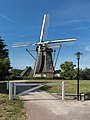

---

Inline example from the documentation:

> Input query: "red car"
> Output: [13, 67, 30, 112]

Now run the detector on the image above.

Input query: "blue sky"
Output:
[0, 0, 90, 70]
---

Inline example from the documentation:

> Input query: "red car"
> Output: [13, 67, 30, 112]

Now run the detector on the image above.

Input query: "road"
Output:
[21, 91, 90, 120]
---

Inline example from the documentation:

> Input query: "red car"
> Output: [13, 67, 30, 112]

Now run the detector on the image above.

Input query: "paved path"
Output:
[21, 91, 90, 120]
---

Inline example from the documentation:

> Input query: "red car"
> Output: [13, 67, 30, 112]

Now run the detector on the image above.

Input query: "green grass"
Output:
[20, 79, 90, 94]
[37, 79, 90, 94]
[79, 80, 90, 93]
[0, 82, 27, 120]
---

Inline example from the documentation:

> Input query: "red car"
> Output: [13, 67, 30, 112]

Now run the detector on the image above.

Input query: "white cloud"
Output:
[85, 45, 90, 51]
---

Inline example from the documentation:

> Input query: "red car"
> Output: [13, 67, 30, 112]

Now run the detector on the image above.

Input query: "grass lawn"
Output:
[0, 82, 27, 120]
[26, 79, 90, 94]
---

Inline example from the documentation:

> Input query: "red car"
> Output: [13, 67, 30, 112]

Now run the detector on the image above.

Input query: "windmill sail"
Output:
[43, 38, 76, 44]
[12, 14, 76, 77]
[40, 14, 50, 43]
[12, 42, 34, 47]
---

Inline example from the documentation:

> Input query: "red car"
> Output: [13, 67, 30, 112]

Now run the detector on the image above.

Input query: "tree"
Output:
[80, 68, 90, 80]
[0, 37, 11, 80]
[10, 68, 22, 79]
[60, 61, 76, 80]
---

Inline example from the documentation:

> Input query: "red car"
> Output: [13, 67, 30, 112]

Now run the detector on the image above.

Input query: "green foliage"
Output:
[40, 79, 90, 94]
[23, 76, 53, 80]
[0, 38, 11, 80]
[54, 69, 61, 74]
[60, 61, 76, 80]
[0, 39, 8, 58]
[60, 61, 90, 80]
[10, 69, 23, 80]
[83, 68, 90, 80]
[79, 68, 90, 80]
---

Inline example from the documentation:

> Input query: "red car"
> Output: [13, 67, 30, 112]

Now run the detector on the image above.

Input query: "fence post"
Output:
[13, 82, 16, 99]
[9, 81, 13, 100]
[62, 81, 65, 100]
[6, 81, 9, 90]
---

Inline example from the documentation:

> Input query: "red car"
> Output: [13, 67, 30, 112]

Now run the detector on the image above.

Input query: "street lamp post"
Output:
[74, 52, 83, 100]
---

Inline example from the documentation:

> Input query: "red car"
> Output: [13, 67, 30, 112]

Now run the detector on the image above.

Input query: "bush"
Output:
[23, 76, 53, 80]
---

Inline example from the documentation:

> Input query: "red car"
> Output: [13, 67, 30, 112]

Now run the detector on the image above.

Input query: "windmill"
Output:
[12, 14, 76, 77]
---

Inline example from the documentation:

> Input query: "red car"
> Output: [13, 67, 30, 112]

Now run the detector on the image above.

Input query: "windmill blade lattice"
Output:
[12, 14, 76, 77]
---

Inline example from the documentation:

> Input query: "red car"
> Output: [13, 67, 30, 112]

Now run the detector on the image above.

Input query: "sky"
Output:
[0, 0, 90, 70]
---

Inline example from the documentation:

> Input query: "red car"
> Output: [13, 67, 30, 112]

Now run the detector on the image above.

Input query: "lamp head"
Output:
[74, 52, 83, 59]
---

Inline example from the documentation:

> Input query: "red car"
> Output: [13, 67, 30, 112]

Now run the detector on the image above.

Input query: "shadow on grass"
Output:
[0, 82, 8, 94]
